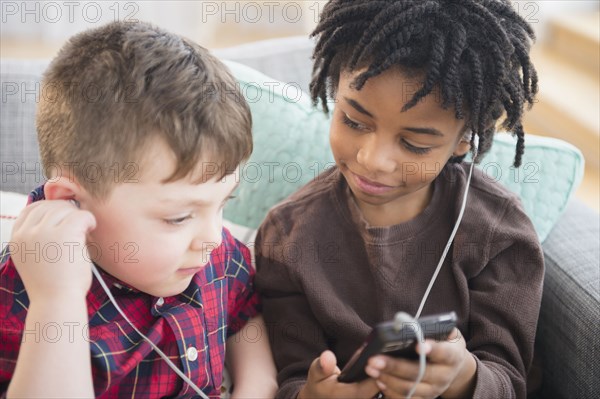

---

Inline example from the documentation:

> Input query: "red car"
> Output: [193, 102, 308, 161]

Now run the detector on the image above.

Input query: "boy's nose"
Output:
[356, 135, 396, 174]
[189, 219, 223, 255]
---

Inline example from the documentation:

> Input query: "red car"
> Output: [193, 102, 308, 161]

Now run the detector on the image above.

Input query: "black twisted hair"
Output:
[310, 0, 538, 167]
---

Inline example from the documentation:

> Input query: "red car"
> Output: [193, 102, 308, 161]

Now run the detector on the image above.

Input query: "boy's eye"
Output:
[342, 113, 368, 131]
[164, 214, 193, 226]
[401, 139, 432, 155]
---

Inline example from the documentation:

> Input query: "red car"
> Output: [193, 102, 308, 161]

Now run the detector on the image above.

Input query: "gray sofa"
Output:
[1, 36, 598, 398]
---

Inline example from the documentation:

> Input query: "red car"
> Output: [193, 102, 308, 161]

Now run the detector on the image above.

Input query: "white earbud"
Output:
[472, 133, 479, 159]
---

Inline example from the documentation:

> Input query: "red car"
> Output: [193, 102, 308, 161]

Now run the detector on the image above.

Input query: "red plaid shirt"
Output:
[0, 186, 260, 398]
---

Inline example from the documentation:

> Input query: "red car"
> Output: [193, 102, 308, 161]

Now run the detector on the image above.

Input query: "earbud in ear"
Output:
[69, 199, 81, 208]
[472, 134, 479, 158]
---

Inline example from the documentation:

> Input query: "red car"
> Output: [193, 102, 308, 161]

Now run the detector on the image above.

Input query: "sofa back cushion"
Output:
[0, 55, 584, 243]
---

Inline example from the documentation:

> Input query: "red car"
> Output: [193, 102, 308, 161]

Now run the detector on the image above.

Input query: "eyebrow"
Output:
[404, 127, 444, 137]
[160, 181, 240, 208]
[344, 97, 444, 137]
[344, 97, 374, 118]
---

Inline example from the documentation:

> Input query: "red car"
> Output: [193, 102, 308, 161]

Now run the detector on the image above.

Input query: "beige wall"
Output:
[0, 0, 326, 58]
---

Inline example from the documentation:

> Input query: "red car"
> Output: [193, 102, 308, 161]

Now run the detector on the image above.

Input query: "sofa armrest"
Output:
[538, 198, 600, 398]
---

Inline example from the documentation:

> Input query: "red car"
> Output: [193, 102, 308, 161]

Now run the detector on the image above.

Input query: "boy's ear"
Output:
[44, 176, 83, 201]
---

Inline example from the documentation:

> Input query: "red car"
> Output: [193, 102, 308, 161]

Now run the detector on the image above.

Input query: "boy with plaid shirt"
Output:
[0, 21, 276, 398]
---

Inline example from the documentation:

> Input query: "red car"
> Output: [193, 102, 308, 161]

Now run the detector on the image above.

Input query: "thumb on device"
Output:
[308, 350, 341, 382]
[319, 350, 341, 376]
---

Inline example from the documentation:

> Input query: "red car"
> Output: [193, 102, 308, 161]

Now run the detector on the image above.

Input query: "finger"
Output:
[58, 209, 96, 234]
[367, 356, 421, 381]
[40, 199, 87, 227]
[19, 200, 74, 230]
[319, 350, 339, 376]
[446, 327, 461, 341]
[41, 207, 76, 228]
[376, 376, 436, 399]
[415, 340, 432, 356]
[424, 329, 465, 365]
[307, 351, 338, 383]
[306, 357, 323, 383]
[12, 201, 47, 231]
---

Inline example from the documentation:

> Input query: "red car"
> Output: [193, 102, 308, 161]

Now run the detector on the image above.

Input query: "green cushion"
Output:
[467, 134, 584, 242]
[222, 61, 585, 242]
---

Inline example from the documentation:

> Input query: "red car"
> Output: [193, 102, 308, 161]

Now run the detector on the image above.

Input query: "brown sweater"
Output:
[255, 163, 544, 399]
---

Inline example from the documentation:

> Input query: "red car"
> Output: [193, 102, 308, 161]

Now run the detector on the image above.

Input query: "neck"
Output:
[355, 183, 434, 227]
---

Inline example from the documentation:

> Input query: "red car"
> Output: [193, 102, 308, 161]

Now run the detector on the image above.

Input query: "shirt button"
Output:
[156, 297, 164, 306]
[186, 346, 198, 362]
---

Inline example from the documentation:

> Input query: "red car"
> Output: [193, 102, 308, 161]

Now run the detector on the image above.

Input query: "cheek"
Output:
[113, 235, 187, 278]
[403, 161, 444, 186]
[86, 214, 126, 252]
[329, 123, 352, 160]
[131, 243, 170, 267]
[136, 232, 189, 260]
[87, 213, 170, 266]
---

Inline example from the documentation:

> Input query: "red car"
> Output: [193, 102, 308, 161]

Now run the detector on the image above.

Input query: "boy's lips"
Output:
[350, 172, 396, 195]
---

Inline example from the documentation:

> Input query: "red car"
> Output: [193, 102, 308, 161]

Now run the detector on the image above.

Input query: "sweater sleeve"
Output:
[466, 197, 544, 399]
[254, 211, 329, 399]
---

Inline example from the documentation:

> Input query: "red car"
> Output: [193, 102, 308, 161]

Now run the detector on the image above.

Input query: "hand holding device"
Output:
[365, 322, 476, 399]
[297, 350, 380, 399]
[338, 311, 457, 383]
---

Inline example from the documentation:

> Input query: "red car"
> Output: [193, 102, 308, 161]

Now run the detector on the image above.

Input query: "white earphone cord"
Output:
[399, 156, 477, 399]
[415, 158, 476, 320]
[91, 264, 210, 399]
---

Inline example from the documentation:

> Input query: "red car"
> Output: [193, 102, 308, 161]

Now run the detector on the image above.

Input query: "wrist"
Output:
[28, 290, 88, 306]
[27, 291, 89, 318]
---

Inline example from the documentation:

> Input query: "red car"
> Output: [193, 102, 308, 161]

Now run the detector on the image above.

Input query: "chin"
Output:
[145, 287, 185, 298]
[352, 190, 401, 205]
[141, 278, 193, 298]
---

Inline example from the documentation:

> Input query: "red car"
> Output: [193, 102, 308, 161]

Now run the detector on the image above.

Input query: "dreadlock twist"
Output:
[310, 0, 538, 167]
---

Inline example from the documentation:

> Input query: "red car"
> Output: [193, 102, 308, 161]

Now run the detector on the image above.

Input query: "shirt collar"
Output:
[85, 264, 142, 318]
[28, 184, 45, 204]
